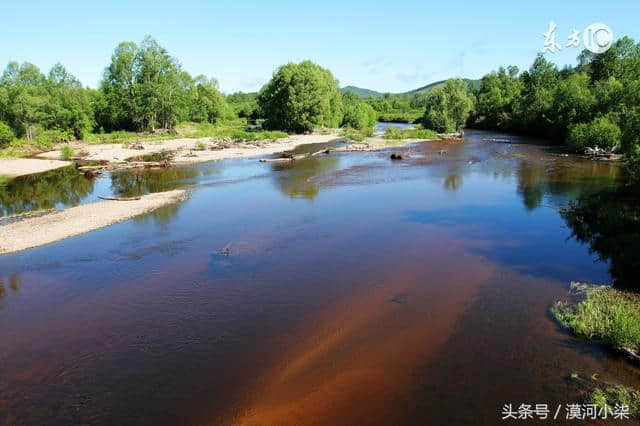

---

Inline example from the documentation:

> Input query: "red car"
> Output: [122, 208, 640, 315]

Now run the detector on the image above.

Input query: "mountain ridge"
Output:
[342, 78, 480, 98]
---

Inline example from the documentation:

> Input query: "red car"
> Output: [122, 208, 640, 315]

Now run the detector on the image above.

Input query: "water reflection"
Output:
[110, 166, 201, 197]
[271, 156, 340, 199]
[0, 129, 633, 425]
[562, 185, 640, 291]
[515, 159, 620, 210]
[0, 164, 204, 218]
[132, 202, 183, 227]
[443, 174, 462, 192]
[0, 166, 95, 216]
[0, 273, 21, 309]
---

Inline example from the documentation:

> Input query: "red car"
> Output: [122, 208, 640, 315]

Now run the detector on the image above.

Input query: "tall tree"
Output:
[258, 60, 343, 132]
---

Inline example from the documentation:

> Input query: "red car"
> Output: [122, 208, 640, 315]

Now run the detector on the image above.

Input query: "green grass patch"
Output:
[0, 176, 8, 187]
[86, 130, 176, 146]
[60, 145, 75, 160]
[382, 126, 438, 140]
[552, 283, 640, 356]
[590, 385, 640, 417]
[193, 142, 207, 151]
[340, 127, 373, 142]
[127, 149, 175, 163]
[568, 371, 640, 418]
[175, 122, 288, 141]
[2, 120, 292, 158]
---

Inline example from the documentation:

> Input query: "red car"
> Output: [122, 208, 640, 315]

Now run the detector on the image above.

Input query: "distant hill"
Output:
[341, 86, 386, 99]
[341, 78, 481, 99]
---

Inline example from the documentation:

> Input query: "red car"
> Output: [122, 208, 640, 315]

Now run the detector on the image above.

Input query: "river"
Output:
[0, 129, 636, 425]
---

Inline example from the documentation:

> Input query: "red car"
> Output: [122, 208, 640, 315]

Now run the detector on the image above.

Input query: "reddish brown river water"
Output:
[0, 130, 637, 425]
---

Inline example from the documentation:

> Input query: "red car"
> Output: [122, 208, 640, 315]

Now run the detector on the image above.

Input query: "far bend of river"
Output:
[1, 129, 638, 425]
[375, 121, 414, 133]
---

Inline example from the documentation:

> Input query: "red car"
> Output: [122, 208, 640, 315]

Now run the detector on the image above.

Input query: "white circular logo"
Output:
[583, 23, 613, 54]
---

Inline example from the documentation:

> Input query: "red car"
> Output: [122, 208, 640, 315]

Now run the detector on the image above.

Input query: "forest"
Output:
[1, 35, 639, 175]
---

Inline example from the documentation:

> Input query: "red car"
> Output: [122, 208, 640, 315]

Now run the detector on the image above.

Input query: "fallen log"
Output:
[98, 195, 142, 201]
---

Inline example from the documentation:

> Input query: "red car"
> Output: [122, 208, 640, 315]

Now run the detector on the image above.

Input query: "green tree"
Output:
[517, 55, 560, 137]
[44, 63, 94, 139]
[227, 91, 260, 120]
[341, 92, 376, 130]
[422, 79, 474, 133]
[473, 66, 522, 130]
[568, 116, 621, 152]
[0, 121, 13, 147]
[258, 60, 343, 132]
[550, 72, 596, 140]
[100, 41, 139, 131]
[187, 75, 229, 124]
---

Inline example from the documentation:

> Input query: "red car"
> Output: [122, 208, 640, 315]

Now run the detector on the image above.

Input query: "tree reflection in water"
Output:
[0, 166, 95, 216]
[110, 166, 201, 197]
[271, 156, 340, 199]
[562, 185, 640, 291]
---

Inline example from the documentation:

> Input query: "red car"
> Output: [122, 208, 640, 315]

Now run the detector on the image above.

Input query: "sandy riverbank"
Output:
[8, 132, 437, 177]
[0, 158, 73, 178]
[0, 190, 187, 255]
[36, 133, 343, 164]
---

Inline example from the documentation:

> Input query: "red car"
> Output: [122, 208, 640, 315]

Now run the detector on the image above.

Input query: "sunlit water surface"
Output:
[0, 130, 636, 425]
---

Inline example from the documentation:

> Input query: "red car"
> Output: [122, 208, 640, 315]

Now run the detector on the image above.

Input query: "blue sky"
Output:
[1, 1, 638, 93]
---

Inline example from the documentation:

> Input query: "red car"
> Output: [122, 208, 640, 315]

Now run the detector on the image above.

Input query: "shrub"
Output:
[568, 117, 622, 152]
[34, 129, 74, 148]
[0, 121, 14, 147]
[342, 95, 377, 130]
[383, 127, 438, 140]
[60, 145, 75, 160]
[423, 79, 475, 133]
[340, 127, 372, 142]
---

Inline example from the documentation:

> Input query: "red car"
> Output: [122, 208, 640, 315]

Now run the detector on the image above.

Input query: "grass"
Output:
[1, 120, 292, 158]
[176, 122, 288, 141]
[590, 385, 640, 417]
[0, 176, 8, 187]
[86, 130, 178, 145]
[127, 149, 175, 163]
[60, 145, 75, 160]
[551, 283, 640, 357]
[193, 141, 207, 151]
[340, 127, 373, 142]
[568, 372, 640, 418]
[382, 126, 439, 140]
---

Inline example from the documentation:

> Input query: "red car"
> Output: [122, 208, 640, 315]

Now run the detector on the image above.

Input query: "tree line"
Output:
[0, 36, 234, 147]
[471, 36, 640, 156]
[1, 34, 639, 165]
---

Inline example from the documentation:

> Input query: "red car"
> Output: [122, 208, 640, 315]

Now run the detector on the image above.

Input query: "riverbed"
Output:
[0, 129, 635, 425]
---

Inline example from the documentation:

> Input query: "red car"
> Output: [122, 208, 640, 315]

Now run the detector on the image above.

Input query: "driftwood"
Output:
[259, 153, 307, 163]
[311, 148, 331, 156]
[78, 161, 172, 174]
[259, 157, 292, 163]
[98, 195, 142, 201]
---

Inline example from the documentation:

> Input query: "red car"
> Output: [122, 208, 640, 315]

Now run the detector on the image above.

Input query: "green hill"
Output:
[341, 78, 481, 99]
[341, 86, 386, 98]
